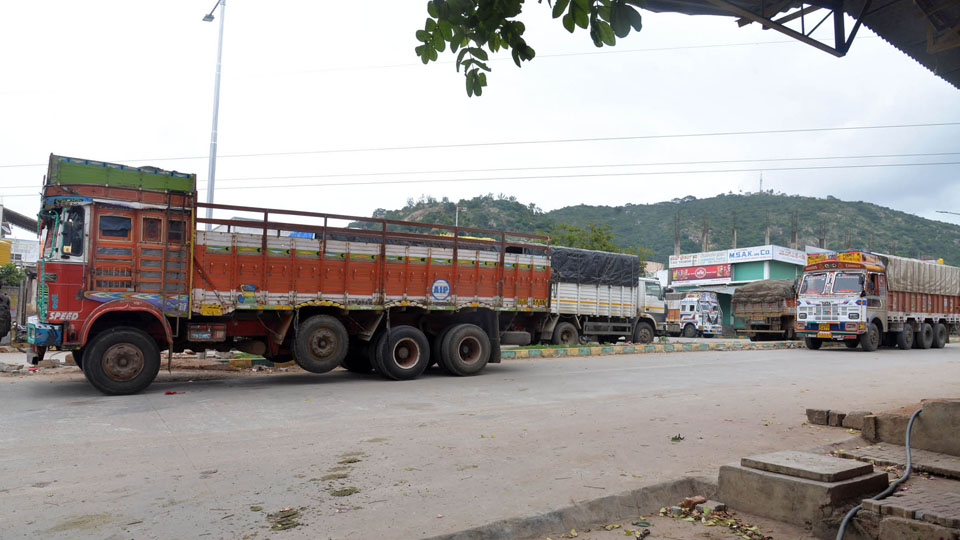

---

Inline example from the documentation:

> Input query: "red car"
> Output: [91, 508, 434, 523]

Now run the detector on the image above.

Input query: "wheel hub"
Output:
[391, 338, 420, 369]
[309, 328, 337, 359]
[456, 337, 482, 365]
[102, 343, 145, 381]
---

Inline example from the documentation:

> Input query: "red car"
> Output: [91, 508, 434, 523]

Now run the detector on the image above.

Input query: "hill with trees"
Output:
[354, 192, 960, 266]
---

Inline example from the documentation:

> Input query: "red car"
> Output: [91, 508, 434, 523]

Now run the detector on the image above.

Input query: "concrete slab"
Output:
[718, 464, 888, 527]
[838, 443, 960, 480]
[740, 450, 875, 482]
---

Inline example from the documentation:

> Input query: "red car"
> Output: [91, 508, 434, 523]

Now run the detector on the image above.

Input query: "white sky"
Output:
[2, 1, 960, 240]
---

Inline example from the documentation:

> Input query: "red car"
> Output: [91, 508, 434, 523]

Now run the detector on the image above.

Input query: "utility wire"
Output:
[3, 151, 960, 191]
[1, 121, 958, 169]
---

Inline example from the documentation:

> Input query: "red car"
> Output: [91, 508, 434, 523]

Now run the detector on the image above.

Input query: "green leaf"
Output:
[425, 18, 436, 31]
[420, 46, 431, 64]
[511, 48, 522, 67]
[427, 0, 438, 18]
[470, 47, 489, 61]
[625, 5, 643, 31]
[574, 6, 589, 28]
[562, 13, 575, 32]
[456, 47, 470, 71]
[416, 30, 430, 42]
[428, 47, 438, 61]
[596, 20, 616, 46]
[438, 20, 453, 40]
[432, 31, 445, 51]
[466, 71, 475, 97]
[611, 5, 631, 38]
[573, 0, 591, 10]
[552, 0, 571, 18]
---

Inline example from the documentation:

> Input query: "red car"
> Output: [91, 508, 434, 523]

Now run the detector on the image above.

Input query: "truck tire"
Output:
[633, 322, 654, 344]
[341, 338, 374, 374]
[682, 324, 697, 339]
[552, 322, 579, 346]
[804, 337, 822, 350]
[784, 327, 796, 341]
[440, 323, 491, 376]
[0, 293, 11, 340]
[375, 326, 430, 381]
[859, 323, 880, 352]
[81, 327, 161, 395]
[896, 328, 914, 350]
[915, 323, 934, 349]
[431, 327, 452, 372]
[931, 323, 948, 349]
[293, 315, 348, 374]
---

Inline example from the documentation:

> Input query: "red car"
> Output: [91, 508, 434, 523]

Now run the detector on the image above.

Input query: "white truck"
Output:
[665, 291, 723, 338]
[535, 247, 665, 345]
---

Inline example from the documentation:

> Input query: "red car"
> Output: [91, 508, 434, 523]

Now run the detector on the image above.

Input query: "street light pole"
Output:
[203, 0, 226, 230]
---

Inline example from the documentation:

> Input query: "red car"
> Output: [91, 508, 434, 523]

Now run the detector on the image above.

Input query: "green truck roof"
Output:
[47, 154, 196, 193]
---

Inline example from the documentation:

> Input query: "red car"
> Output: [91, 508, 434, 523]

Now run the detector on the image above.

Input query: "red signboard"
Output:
[671, 264, 732, 282]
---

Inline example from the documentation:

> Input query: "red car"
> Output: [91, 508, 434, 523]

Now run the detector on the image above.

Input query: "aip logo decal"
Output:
[430, 279, 451, 301]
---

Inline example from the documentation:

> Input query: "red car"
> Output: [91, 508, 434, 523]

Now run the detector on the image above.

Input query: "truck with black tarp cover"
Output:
[539, 246, 665, 346]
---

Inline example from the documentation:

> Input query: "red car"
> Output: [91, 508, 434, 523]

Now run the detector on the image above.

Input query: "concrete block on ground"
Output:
[878, 516, 959, 540]
[718, 463, 888, 527]
[807, 408, 831, 425]
[863, 415, 880, 442]
[842, 411, 872, 430]
[37, 358, 59, 368]
[695, 500, 726, 513]
[911, 399, 960, 457]
[829, 411, 848, 427]
[875, 413, 911, 447]
[740, 451, 874, 482]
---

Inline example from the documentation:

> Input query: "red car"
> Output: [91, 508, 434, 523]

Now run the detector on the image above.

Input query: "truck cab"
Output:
[796, 251, 884, 349]
[667, 291, 723, 338]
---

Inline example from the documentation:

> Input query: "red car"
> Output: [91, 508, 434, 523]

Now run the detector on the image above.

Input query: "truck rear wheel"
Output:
[552, 322, 579, 346]
[915, 323, 934, 349]
[931, 323, 948, 349]
[859, 323, 880, 352]
[431, 327, 453, 372]
[440, 323, 490, 376]
[896, 328, 914, 350]
[804, 337, 822, 350]
[293, 315, 348, 373]
[682, 324, 697, 338]
[633, 322, 654, 344]
[82, 327, 160, 395]
[375, 326, 430, 381]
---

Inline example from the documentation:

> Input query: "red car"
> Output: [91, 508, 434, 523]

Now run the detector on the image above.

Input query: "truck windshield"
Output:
[61, 207, 85, 256]
[799, 274, 827, 294]
[833, 273, 863, 294]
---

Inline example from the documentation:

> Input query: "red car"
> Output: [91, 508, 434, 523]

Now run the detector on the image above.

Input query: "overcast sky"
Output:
[2, 1, 959, 239]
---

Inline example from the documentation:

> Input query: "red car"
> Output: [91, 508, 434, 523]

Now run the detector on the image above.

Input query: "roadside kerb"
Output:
[501, 340, 802, 360]
[422, 476, 717, 540]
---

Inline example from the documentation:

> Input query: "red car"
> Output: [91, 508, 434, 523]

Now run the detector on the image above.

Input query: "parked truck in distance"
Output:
[732, 279, 797, 341]
[542, 247, 665, 346]
[665, 290, 723, 338]
[797, 250, 960, 351]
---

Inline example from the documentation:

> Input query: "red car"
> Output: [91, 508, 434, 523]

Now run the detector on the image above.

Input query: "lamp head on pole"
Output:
[202, 13, 215, 22]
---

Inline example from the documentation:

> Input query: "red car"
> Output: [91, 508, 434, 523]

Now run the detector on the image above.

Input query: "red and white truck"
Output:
[796, 250, 960, 351]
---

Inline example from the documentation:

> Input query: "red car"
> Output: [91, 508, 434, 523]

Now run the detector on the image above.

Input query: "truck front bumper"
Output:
[27, 316, 62, 348]
[797, 321, 866, 339]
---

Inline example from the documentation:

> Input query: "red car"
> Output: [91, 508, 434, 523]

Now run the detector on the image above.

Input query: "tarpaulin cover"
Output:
[549, 246, 639, 287]
[732, 279, 796, 304]
[879, 254, 960, 296]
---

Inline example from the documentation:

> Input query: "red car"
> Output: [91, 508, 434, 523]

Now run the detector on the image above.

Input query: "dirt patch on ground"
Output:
[533, 511, 816, 540]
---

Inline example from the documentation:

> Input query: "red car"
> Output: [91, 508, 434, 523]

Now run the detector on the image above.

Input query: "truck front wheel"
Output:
[682, 324, 697, 338]
[859, 323, 880, 352]
[804, 337, 822, 350]
[633, 322, 654, 344]
[293, 315, 349, 373]
[82, 327, 161, 395]
[552, 322, 579, 346]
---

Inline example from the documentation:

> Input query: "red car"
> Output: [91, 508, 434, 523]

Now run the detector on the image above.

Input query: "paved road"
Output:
[1, 346, 958, 539]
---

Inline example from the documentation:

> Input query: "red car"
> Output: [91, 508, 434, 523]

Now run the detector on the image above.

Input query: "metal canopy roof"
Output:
[643, 0, 960, 90]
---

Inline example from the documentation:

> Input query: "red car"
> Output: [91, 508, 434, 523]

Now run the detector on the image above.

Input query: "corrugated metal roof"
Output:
[641, 0, 960, 89]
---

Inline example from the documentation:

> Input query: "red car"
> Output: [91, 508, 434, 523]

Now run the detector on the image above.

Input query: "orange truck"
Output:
[797, 250, 960, 351]
[27, 155, 553, 394]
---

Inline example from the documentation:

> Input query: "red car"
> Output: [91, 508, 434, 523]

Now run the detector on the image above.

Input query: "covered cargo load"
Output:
[879, 254, 960, 296]
[549, 246, 639, 287]
[732, 279, 796, 304]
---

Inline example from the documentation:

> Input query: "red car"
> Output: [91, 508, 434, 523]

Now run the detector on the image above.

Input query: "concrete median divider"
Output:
[500, 340, 803, 360]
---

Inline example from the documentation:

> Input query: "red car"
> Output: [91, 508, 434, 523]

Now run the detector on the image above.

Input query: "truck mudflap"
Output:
[26, 345, 46, 366]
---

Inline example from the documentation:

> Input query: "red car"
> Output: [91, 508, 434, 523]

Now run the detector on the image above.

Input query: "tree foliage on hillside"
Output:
[545, 222, 650, 273]
[415, 0, 644, 95]
[354, 192, 960, 267]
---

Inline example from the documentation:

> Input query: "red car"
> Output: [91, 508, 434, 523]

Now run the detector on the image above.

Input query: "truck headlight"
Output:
[848, 312, 859, 319]
[798, 313, 807, 319]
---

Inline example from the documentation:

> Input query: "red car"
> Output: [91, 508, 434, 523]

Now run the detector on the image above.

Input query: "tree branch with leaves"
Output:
[416, 0, 645, 96]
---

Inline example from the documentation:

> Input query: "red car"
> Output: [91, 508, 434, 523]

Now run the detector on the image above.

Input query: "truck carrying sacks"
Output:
[549, 246, 639, 287]
[732, 279, 796, 304]
[879, 254, 960, 295]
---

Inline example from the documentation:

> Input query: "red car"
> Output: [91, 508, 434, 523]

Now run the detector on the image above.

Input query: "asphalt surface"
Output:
[1, 346, 958, 539]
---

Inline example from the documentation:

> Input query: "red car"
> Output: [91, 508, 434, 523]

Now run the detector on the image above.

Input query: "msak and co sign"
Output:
[727, 246, 773, 263]
[670, 245, 808, 269]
